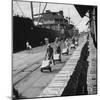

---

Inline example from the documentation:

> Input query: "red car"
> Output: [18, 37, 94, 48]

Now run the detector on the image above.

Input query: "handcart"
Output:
[40, 60, 52, 72]
[71, 43, 76, 49]
[62, 47, 69, 55]
[54, 53, 61, 63]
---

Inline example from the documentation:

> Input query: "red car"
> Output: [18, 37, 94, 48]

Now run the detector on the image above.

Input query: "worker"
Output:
[26, 41, 32, 50]
[54, 37, 61, 60]
[44, 38, 55, 64]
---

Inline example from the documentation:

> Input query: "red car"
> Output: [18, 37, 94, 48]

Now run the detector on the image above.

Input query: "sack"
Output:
[62, 48, 68, 54]
[41, 60, 50, 68]
[75, 41, 78, 45]
[54, 54, 60, 60]
[71, 44, 75, 47]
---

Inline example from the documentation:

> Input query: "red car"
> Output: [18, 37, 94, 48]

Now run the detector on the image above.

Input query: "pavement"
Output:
[39, 35, 87, 97]
[13, 49, 75, 98]
[13, 35, 88, 98]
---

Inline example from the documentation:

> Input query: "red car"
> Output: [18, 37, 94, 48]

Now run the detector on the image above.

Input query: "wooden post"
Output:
[30, 1, 34, 26]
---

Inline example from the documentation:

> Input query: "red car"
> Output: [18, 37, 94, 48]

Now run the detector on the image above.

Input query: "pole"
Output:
[39, 3, 41, 15]
[68, 7, 70, 24]
[38, 3, 41, 24]
[30, 1, 34, 26]
[89, 7, 97, 48]
[93, 7, 96, 42]
[37, 3, 47, 25]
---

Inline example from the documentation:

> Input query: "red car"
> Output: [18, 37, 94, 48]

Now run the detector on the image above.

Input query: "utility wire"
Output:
[39, 3, 41, 15]
[16, 1, 25, 17]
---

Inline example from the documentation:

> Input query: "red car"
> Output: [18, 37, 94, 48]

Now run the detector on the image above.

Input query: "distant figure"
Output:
[75, 37, 79, 46]
[44, 38, 55, 64]
[40, 41, 43, 46]
[72, 38, 75, 44]
[54, 37, 61, 54]
[26, 41, 32, 50]
[65, 38, 68, 47]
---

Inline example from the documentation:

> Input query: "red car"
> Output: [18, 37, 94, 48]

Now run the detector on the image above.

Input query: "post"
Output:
[89, 7, 97, 48]
[37, 3, 47, 25]
[93, 7, 96, 42]
[30, 1, 34, 26]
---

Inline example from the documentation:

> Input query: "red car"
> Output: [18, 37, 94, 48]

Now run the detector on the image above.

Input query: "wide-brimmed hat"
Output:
[44, 38, 49, 41]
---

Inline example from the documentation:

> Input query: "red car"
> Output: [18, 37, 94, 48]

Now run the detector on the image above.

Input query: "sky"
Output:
[13, 0, 89, 32]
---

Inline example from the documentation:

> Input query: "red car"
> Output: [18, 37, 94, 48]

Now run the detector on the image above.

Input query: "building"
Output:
[34, 10, 68, 31]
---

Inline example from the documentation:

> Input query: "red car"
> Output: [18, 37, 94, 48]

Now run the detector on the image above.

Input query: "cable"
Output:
[39, 3, 41, 15]
[16, 1, 25, 17]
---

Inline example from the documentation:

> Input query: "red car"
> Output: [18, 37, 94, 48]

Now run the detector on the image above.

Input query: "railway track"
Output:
[13, 60, 42, 86]
[13, 40, 81, 88]
[13, 59, 42, 76]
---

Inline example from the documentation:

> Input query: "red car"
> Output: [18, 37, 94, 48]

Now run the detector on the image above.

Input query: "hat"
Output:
[44, 38, 49, 41]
